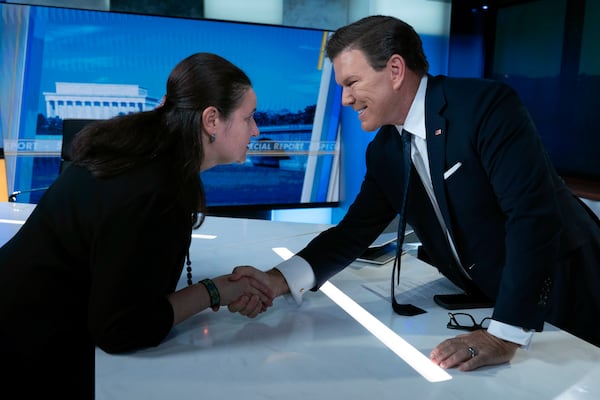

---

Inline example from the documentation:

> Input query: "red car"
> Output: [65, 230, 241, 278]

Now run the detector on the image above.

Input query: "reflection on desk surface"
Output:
[1, 202, 599, 400]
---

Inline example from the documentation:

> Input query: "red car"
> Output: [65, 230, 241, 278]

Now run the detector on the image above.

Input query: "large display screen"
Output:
[0, 3, 341, 210]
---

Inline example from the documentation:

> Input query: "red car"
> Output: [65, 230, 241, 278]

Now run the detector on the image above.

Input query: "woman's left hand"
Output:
[429, 329, 520, 371]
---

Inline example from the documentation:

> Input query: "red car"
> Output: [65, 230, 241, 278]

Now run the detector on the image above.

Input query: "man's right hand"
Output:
[227, 267, 289, 316]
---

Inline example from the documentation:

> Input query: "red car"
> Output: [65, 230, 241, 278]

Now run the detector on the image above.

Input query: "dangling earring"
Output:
[209, 133, 216, 143]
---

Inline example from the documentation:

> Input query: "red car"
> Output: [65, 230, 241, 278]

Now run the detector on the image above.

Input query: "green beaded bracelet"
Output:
[199, 278, 220, 308]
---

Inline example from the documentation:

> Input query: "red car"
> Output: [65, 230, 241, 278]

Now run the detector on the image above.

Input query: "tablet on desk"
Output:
[357, 217, 415, 265]
[357, 241, 400, 265]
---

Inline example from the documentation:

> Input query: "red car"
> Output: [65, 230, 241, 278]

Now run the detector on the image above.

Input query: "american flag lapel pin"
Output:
[434, 128, 442, 136]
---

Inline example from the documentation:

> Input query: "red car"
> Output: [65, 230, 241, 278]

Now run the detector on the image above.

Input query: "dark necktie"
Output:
[391, 130, 426, 316]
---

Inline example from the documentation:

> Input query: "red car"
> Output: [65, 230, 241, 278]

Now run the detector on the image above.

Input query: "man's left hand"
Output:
[430, 329, 519, 371]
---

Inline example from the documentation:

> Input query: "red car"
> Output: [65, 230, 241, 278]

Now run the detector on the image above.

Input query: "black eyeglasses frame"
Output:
[446, 312, 491, 332]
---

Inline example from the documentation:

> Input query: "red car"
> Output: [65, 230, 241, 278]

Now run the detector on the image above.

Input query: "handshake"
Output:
[210, 266, 290, 318]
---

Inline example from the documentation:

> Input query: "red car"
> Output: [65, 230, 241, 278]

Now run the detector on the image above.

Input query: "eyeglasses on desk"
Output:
[446, 312, 491, 331]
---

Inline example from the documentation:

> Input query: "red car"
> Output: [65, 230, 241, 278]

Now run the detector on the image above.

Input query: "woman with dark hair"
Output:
[0, 52, 271, 398]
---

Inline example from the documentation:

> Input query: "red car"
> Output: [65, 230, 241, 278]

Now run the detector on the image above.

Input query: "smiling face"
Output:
[332, 48, 408, 132]
[201, 87, 259, 170]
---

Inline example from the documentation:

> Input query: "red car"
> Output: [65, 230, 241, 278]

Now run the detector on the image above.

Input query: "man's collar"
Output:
[395, 75, 428, 140]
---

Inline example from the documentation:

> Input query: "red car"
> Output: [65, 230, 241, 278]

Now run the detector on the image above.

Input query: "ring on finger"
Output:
[467, 346, 478, 358]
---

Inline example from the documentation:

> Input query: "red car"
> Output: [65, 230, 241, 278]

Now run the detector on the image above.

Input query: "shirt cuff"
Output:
[274, 255, 316, 305]
[487, 320, 534, 349]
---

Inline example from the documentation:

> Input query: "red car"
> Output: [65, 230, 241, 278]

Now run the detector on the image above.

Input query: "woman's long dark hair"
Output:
[70, 53, 252, 228]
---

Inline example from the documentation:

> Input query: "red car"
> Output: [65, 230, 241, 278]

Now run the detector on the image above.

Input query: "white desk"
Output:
[1, 202, 599, 399]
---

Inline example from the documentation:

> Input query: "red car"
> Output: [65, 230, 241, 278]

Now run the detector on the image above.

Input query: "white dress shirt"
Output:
[275, 75, 532, 347]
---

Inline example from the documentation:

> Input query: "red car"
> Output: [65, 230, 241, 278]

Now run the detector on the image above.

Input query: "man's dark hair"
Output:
[326, 15, 429, 75]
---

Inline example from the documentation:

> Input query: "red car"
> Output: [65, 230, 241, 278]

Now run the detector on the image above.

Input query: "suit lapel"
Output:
[424, 77, 455, 239]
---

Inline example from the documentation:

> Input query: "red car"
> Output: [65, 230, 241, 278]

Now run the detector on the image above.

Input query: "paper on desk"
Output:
[362, 275, 461, 309]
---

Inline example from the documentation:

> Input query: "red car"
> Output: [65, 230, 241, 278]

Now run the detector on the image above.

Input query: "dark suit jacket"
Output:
[297, 75, 600, 338]
[0, 156, 192, 397]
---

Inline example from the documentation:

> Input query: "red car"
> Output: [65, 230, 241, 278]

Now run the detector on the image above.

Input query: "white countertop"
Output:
[2, 202, 599, 399]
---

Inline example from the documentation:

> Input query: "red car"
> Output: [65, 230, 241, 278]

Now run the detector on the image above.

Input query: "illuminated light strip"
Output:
[319, 282, 451, 382]
[316, 30, 328, 70]
[0, 219, 25, 225]
[191, 233, 216, 240]
[272, 247, 452, 383]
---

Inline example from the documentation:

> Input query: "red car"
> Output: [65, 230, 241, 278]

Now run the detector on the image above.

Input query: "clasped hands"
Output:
[214, 266, 284, 318]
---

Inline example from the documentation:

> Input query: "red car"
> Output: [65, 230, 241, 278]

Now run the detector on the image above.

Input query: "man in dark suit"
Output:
[230, 15, 600, 370]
